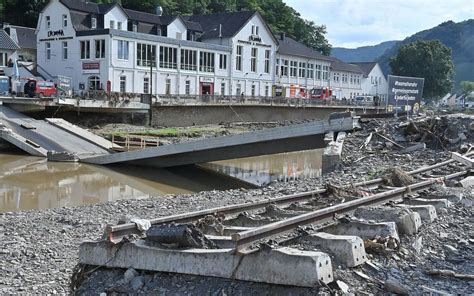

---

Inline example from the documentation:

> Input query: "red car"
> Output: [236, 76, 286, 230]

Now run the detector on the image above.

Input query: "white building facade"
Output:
[36, 0, 367, 99]
[351, 62, 388, 101]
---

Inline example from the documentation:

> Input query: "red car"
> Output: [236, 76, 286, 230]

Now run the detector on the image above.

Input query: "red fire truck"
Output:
[309, 87, 333, 100]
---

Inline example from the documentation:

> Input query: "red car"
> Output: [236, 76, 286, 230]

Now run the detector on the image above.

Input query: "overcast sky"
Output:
[284, 0, 473, 48]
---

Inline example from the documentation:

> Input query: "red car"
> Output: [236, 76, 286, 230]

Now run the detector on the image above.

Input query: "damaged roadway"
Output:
[0, 113, 473, 295]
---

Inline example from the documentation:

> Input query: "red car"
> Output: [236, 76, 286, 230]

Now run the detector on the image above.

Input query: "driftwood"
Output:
[375, 132, 405, 149]
[426, 269, 474, 280]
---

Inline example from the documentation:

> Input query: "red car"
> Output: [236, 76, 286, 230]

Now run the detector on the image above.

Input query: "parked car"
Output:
[24, 79, 57, 98]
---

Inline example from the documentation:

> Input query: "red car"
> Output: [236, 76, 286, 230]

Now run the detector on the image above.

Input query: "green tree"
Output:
[460, 81, 474, 100]
[390, 40, 455, 99]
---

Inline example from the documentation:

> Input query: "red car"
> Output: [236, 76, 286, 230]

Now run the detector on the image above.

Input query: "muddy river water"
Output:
[0, 149, 322, 212]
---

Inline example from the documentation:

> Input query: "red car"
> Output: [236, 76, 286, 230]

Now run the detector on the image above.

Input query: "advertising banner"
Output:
[387, 75, 425, 113]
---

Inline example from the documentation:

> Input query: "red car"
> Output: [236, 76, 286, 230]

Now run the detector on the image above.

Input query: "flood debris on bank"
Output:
[0, 113, 473, 295]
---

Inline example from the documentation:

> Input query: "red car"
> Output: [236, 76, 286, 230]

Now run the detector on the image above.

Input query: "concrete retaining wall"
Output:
[152, 105, 383, 127]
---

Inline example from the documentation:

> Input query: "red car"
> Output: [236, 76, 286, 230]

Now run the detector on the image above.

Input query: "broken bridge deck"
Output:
[82, 114, 359, 168]
[0, 105, 113, 159]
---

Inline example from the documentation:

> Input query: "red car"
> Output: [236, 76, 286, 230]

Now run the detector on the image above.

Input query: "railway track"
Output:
[79, 150, 473, 289]
[107, 151, 473, 250]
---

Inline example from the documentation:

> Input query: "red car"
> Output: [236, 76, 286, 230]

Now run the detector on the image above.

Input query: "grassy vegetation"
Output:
[104, 127, 223, 138]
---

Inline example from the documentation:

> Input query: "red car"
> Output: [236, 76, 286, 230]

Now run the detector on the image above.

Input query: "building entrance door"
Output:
[200, 82, 214, 96]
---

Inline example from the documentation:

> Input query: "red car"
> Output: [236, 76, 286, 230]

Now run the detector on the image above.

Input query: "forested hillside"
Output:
[0, 0, 331, 55]
[331, 41, 399, 62]
[377, 20, 474, 87]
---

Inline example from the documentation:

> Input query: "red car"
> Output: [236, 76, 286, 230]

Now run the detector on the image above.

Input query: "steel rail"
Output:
[108, 189, 327, 240]
[231, 170, 468, 250]
[107, 152, 472, 241]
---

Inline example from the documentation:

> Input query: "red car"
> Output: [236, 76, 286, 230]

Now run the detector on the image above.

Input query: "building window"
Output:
[137, 43, 157, 67]
[185, 80, 191, 95]
[45, 43, 51, 60]
[299, 62, 306, 78]
[88, 76, 100, 91]
[221, 83, 225, 96]
[236, 84, 241, 96]
[236, 45, 243, 71]
[62, 42, 68, 60]
[165, 79, 171, 95]
[251, 84, 256, 97]
[290, 61, 297, 77]
[316, 64, 321, 80]
[264, 50, 270, 74]
[62, 14, 68, 27]
[133, 24, 138, 32]
[117, 40, 129, 60]
[143, 77, 149, 94]
[95, 40, 105, 59]
[0, 53, 7, 66]
[251, 25, 259, 35]
[250, 48, 257, 72]
[265, 85, 270, 97]
[117, 22, 122, 30]
[219, 54, 227, 70]
[120, 76, 126, 93]
[80, 40, 91, 60]
[110, 20, 115, 29]
[92, 17, 97, 29]
[322, 65, 329, 80]
[199, 51, 215, 72]
[181, 49, 197, 71]
[307, 63, 314, 79]
[281, 59, 289, 77]
[159, 46, 177, 69]
[46, 16, 51, 29]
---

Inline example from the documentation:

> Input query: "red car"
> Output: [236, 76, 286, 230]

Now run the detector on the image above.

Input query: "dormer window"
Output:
[118, 22, 122, 30]
[132, 24, 138, 32]
[110, 20, 115, 29]
[91, 17, 97, 29]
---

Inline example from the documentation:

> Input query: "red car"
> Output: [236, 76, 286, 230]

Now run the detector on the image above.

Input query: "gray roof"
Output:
[350, 62, 377, 77]
[0, 30, 19, 50]
[183, 20, 203, 32]
[124, 8, 162, 25]
[59, 0, 121, 15]
[329, 57, 363, 74]
[8, 26, 36, 49]
[277, 35, 332, 61]
[184, 11, 255, 40]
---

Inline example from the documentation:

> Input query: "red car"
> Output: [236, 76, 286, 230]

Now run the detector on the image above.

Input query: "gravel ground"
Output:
[0, 114, 472, 295]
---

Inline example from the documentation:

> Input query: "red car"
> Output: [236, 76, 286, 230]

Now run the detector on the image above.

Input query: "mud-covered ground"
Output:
[0, 114, 472, 295]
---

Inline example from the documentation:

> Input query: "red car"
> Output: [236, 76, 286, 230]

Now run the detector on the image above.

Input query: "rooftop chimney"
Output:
[156, 6, 163, 16]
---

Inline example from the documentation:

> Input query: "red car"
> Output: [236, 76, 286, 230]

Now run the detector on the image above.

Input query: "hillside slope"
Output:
[331, 40, 399, 62]
[377, 20, 474, 87]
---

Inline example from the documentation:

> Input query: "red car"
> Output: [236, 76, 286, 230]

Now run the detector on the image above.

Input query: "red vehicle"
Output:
[24, 79, 57, 98]
[309, 87, 332, 100]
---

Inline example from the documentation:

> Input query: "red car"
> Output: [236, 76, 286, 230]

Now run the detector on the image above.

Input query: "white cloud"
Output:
[284, 0, 474, 48]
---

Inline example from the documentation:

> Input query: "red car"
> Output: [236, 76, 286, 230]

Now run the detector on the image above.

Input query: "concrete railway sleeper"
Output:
[106, 151, 473, 242]
[79, 153, 473, 287]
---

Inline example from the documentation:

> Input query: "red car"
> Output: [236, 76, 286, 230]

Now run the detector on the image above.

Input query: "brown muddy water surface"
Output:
[0, 149, 322, 212]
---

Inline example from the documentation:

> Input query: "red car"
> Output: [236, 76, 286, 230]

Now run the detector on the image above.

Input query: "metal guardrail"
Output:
[154, 95, 386, 108]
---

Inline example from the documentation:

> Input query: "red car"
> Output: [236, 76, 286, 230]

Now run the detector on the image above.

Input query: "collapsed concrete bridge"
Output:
[0, 104, 358, 168]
